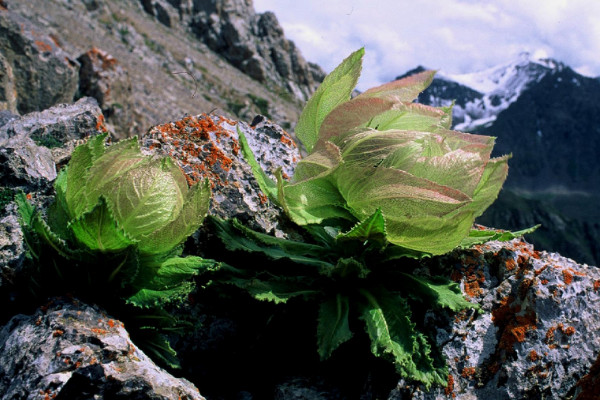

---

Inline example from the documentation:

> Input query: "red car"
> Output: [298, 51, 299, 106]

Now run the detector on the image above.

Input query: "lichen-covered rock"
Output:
[77, 47, 135, 138]
[142, 113, 299, 235]
[390, 239, 600, 399]
[0, 297, 205, 400]
[0, 7, 79, 114]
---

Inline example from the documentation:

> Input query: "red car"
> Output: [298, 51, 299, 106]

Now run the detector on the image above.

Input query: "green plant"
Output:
[0, 187, 14, 215]
[215, 48, 537, 388]
[248, 94, 271, 118]
[16, 133, 218, 366]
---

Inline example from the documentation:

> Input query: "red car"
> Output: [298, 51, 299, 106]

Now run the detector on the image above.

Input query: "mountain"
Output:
[1, 0, 319, 137]
[399, 55, 600, 266]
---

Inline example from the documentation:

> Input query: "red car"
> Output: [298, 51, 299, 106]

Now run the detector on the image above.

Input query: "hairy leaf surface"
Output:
[69, 197, 136, 252]
[295, 48, 364, 152]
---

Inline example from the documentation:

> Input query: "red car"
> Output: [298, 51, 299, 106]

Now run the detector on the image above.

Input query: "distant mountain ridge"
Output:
[399, 55, 600, 265]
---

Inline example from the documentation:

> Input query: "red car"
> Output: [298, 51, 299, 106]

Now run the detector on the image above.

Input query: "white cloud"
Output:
[254, 0, 600, 90]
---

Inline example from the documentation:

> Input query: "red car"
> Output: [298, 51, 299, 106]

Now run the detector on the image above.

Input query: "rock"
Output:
[139, 0, 180, 28]
[0, 51, 17, 113]
[0, 297, 205, 400]
[0, 97, 105, 188]
[389, 239, 600, 399]
[152, 0, 325, 101]
[77, 48, 135, 138]
[0, 7, 79, 114]
[2, 102, 599, 398]
[0, 97, 105, 299]
[141, 113, 299, 235]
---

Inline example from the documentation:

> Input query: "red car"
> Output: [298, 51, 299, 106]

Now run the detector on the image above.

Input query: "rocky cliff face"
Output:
[131, 0, 325, 101]
[0, 0, 314, 138]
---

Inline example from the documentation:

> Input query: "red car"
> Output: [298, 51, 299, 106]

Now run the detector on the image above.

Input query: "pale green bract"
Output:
[241, 48, 511, 255]
[16, 133, 215, 368]
[61, 133, 210, 254]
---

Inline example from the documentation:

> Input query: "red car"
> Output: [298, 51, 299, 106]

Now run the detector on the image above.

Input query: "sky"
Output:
[253, 0, 600, 91]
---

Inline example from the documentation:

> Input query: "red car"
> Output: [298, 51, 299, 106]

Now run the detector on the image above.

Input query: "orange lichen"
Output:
[107, 319, 116, 328]
[461, 367, 476, 379]
[562, 270, 573, 285]
[52, 329, 64, 337]
[258, 193, 268, 204]
[91, 328, 109, 335]
[444, 374, 456, 398]
[95, 115, 107, 133]
[594, 280, 600, 291]
[534, 264, 548, 276]
[492, 296, 537, 351]
[34, 40, 53, 52]
[529, 350, 540, 362]
[505, 259, 517, 271]
[545, 326, 556, 344]
[279, 133, 296, 147]
[150, 114, 239, 187]
[26, 193, 32, 200]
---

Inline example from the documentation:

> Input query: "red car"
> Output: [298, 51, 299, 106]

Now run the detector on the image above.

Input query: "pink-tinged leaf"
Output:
[292, 141, 342, 184]
[356, 70, 436, 102]
[366, 102, 448, 132]
[336, 166, 471, 221]
[318, 97, 395, 144]
[467, 154, 510, 217]
[337, 129, 425, 168]
[295, 48, 364, 153]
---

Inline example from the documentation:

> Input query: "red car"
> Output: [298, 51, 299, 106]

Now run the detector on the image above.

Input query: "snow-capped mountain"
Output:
[399, 56, 600, 266]
[399, 53, 565, 130]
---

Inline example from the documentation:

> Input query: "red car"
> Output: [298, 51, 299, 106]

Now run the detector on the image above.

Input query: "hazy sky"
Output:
[253, 0, 600, 90]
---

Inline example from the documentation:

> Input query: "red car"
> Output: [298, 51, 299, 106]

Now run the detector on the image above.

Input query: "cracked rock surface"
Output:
[0, 297, 204, 400]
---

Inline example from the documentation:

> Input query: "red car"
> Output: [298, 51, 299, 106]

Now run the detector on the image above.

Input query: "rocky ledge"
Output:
[1, 99, 599, 399]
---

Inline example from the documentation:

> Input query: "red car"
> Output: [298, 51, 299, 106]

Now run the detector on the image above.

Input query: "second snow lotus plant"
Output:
[17, 133, 219, 366]
[219, 48, 536, 387]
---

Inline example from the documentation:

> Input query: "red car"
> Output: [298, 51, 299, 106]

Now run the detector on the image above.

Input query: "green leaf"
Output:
[48, 168, 72, 239]
[459, 225, 540, 248]
[209, 216, 334, 270]
[84, 137, 149, 208]
[337, 208, 386, 246]
[366, 103, 448, 132]
[138, 333, 181, 369]
[225, 275, 319, 304]
[295, 48, 364, 152]
[356, 69, 436, 102]
[358, 288, 447, 389]
[467, 154, 510, 217]
[68, 197, 137, 252]
[319, 97, 395, 144]
[317, 294, 353, 360]
[278, 165, 353, 226]
[139, 177, 211, 254]
[16, 192, 76, 260]
[127, 256, 218, 308]
[236, 126, 278, 202]
[66, 134, 107, 217]
[400, 273, 477, 312]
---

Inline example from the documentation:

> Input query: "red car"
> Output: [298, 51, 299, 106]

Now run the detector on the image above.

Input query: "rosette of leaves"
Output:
[16, 133, 217, 367]
[220, 49, 537, 388]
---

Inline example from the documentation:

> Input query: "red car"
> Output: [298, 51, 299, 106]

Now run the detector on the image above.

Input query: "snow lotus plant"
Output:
[16, 133, 217, 367]
[221, 48, 536, 388]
